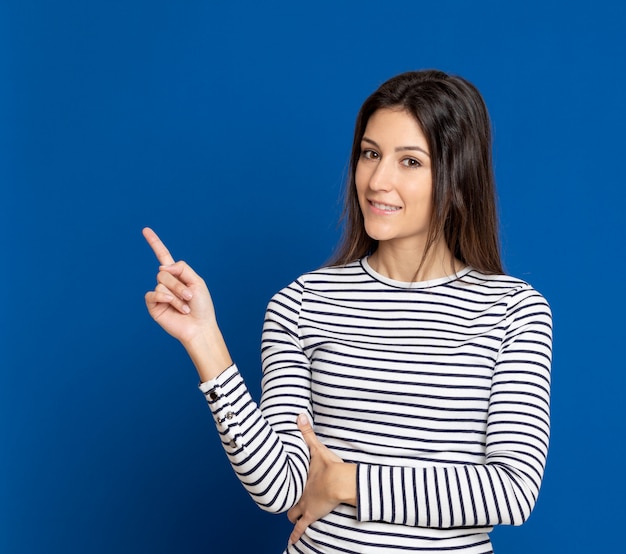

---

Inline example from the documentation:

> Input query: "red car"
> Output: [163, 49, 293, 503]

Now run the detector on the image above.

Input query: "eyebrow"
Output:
[362, 136, 430, 157]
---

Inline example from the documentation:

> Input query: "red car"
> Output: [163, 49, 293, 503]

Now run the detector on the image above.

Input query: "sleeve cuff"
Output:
[198, 363, 246, 452]
[198, 363, 238, 397]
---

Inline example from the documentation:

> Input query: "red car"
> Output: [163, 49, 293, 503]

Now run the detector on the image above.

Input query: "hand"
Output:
[143, 228, 232, 381]
[287, 414, 357, 546]
[143, 227, 218, 345]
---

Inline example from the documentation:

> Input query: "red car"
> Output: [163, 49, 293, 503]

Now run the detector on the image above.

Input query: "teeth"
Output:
[372, 201, 400, 211]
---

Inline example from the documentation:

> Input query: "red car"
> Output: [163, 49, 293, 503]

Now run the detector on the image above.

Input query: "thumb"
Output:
[297, 413, 320, 449]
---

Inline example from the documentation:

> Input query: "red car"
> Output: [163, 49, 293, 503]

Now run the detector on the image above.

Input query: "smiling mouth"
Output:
[370, 200, 401, 212]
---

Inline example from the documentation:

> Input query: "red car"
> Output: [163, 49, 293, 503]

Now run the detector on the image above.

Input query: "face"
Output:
[355, 108, 433, 250]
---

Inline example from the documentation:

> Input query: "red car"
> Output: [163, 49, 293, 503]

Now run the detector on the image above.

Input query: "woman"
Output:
[143, 70, 552, 553]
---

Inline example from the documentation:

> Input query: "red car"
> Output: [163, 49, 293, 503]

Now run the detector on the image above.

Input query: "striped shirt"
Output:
[200, 258, 552, 553]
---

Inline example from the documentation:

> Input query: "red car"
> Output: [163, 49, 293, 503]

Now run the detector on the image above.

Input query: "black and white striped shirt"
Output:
[200, 258, 552, 553]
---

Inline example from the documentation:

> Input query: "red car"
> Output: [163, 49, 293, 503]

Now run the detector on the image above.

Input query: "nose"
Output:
[368, 158, 393, 192]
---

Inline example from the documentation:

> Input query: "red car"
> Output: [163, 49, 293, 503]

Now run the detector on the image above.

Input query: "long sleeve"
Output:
[197, 262, 552, 553]
[199, 279, 312, 513]
[355, 287, 552, 527]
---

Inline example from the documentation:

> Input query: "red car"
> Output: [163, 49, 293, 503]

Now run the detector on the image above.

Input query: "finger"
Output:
[147, 289, 174, 304]
[297, 413, 321, 450]
[158, 260, 205, 288]
[143, 227, 176, 266]
[287, 504, 301, 524]
[289, 516, 310, 546]
[146, 287, 191, 314]
[157, 268, 194, 301]
[155, 283, 191, 313]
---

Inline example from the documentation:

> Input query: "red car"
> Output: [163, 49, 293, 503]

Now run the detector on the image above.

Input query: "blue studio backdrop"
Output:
[2, 1, 625, 552]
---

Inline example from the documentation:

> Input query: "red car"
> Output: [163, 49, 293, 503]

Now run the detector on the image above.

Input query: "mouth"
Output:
[369, 200, 401, 212]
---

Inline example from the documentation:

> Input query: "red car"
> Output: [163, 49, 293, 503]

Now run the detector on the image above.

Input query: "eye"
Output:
[401, 157, 421, 168]
[360, 149, 379, 160]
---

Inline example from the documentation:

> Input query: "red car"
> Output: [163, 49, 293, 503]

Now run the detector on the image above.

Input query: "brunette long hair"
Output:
[330, 70, 503, 275]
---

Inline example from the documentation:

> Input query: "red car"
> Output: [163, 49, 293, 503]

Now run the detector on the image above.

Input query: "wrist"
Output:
[334, 462, 357, 506]
[183, 325, 233, 382]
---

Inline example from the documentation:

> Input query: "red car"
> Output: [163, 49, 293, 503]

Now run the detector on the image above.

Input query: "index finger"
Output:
[142, 227, 176, 266]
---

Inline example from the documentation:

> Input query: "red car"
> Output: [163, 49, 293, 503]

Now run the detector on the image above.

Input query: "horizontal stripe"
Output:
[201, 259, 552, 553]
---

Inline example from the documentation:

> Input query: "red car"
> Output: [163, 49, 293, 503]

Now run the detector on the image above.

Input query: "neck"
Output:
[368, 239, 461, 283]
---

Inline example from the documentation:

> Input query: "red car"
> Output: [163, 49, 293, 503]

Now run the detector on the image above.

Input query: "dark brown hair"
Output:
[330, 69, 503, 275]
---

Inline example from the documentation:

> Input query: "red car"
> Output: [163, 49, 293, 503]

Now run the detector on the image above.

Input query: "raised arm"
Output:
[143, 229, 312, 514]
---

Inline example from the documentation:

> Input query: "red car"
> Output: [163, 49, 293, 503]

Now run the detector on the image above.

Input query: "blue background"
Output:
[2, 1, 625, 552]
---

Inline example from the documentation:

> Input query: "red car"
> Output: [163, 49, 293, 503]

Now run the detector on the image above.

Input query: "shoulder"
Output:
[264, 261, 368, 328]
[460, 270, 552, 331]
[461, 270, 550, 302]
[298, 260, 369, 287]
[266, 260, 364, 306]
[274, 260, 367, 295]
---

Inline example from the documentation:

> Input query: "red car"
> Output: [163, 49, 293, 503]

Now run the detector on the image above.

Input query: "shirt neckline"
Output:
[360, 257, 472, 289]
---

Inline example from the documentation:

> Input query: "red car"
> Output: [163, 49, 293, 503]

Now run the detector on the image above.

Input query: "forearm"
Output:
[182, 324, 233, 382]
[355, 378, 549, 528]
[356, 458, 541, 528]
[200, 365, 311, 513]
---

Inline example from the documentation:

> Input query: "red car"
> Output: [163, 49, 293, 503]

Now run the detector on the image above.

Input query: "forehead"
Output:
[363, 108, 429, 149]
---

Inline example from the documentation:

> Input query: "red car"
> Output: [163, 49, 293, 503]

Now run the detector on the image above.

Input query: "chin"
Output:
[364, 225, 394, 243]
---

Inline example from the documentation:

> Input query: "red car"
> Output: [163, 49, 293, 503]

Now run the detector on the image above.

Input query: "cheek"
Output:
[409, 178, 434, 212]
[354, 165, 366, 192]
[354, 170, 368, 202]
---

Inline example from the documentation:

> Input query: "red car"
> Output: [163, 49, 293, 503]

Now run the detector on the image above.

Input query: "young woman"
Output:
[143, 70, 552, 554]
